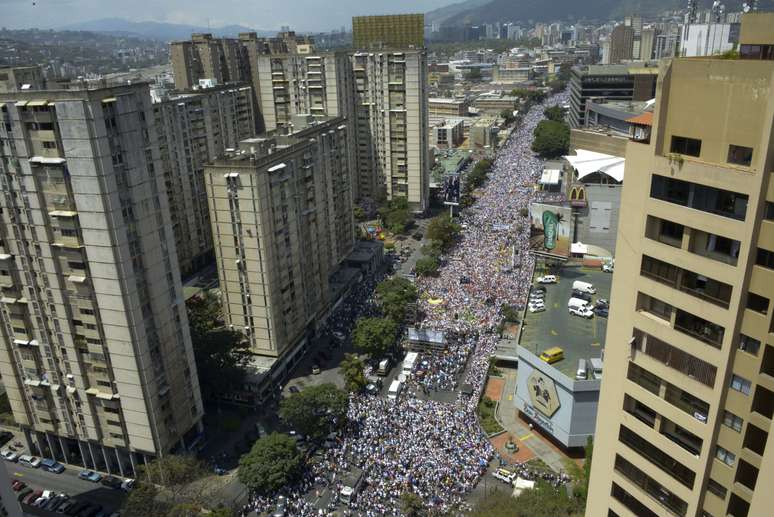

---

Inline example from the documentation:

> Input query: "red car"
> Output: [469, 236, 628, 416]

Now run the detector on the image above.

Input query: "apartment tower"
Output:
[586, 14, 774, 517]
[0, 82, 204, 476]
[204, 117, 354, 360]
[154, 83, 258, 277]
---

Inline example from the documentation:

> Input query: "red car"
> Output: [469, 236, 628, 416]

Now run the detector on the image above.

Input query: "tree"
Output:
[121, 482, 166, 517]
[279, 383, 348, 439]
[426, 216, 461, 251]
[121, 454, 209, 515]
[352, 317, 398, 357]
[531, 119, 570, 159]
[543, 106, 565, 122]
[400, 491, 427, 517]
[376, 277, 418, 323]
[353, 206, 366, 222]
[379, 197, 413, 235]
[187, 293, 251, 402]
[340, 353, 367, 393]
[501, 304, 520, 323]
[420, 240, 443, 259]
[415, 256, 440, 277]
[238, 433, 304, 494]
[500, 108, 516, 124]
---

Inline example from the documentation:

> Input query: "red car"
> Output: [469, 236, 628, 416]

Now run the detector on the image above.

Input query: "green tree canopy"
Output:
[531, 119, 570, 159]
[400, 491, 427, 517]
[379, 197, 413, 235]
[121, 482, 165, 517]
[121, 454, 209, 516]
[376, 277, 418, 323]
[420, 240, 443, 260]
[352, 317, 398, 357]
[543, 106, 565, 122]
[238, 433, 304, 494]
[415, 256, 440, 277]
[340, 353, 368, 393]
[426, 216, 461, 251]
[278, 383, 348, 439]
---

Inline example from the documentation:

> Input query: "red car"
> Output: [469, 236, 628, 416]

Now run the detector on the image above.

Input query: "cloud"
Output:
[3, 0, 452, 31]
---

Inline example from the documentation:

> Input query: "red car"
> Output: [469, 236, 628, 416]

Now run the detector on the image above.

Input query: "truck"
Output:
[567, 297, 590, 311]
[387, 379, 403, 400]
[339, 467, 364, 506]
[377, 358, 391, 376]
[402, 351, 419, 376]
[572, 280, 596, 294]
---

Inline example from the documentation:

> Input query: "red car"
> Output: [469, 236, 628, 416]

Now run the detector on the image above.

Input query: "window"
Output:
[619, 425, 696, 488]
[650, 175, 748, 220]
[671, 135, 702, 157]
[79, 308, 95, 316]
[67, 261, 86, 270]
[60, 228, 77, 237]
[722, 410, 743, 432]
[765, 202, 774, 221]
[42, 141, 56, 149]
[727, 145, 753, 166]
[738, 334, 761, 356]
[707, 478, 727, 499]
[730, 374, 752, 396]
[746, 292, 769, 314]
[756, 247, 774, 269]
[633, 328, 717, 387]
[715, 446, 736, 466]
[614, 455, 688, 516]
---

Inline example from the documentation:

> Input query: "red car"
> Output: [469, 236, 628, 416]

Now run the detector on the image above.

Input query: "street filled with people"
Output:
[241, 90, 570, 516]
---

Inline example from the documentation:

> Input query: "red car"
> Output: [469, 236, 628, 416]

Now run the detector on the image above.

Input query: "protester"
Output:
[241, 91, 571, 517]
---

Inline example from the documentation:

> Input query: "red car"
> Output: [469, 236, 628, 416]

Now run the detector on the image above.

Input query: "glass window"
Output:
[727, 145, 753, 166]
[715, 446, 736, 466]
[671, 135, 702, 157]
[765, 202, 774, 221]
[707, 478, 727, 499]
[730, 374, 752, 396]
[756, 248, 774, 269]
[738, 334, 761, 356]
[746, 293, 769, 315]
[722, 410, 743, 432]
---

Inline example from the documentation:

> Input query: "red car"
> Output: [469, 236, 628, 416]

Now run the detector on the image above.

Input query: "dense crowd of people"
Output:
[241, 90, 570, 516]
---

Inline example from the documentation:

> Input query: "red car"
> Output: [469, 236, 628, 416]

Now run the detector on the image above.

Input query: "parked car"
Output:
[492, 467, 517, 484]
[120, 479, 135, 492]
[41, 458, 65, 473]
[528, 303, 545, 313]
[16, 487, 32, 502]
[18, 454, 41, 468]
[365, 383, 379, 395]
[594, 306, 609, 318]
[24, 490, 42, 505]
[602, 263, 614, 273]
[11, 480, 26, 491]
[78, 469, 102, 482]
[532, 286, 547, 293]
[571, 290, 592, 302]
[1, 449, 19, 462]
[100, 475, 122, 489]
[569, 306, 594, 318]
[539, 347, 565, 364]
[595, 298, 609, 307]
[536, 275, 557, 284]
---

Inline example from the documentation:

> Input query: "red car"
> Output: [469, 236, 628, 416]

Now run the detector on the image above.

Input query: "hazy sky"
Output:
[2, 0, 453, 31]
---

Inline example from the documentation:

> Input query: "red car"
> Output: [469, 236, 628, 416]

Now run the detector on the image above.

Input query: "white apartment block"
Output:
[0, 83, 203, 477]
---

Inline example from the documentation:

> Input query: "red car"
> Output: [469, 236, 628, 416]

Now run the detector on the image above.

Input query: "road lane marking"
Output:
[520, 433, 533, 440]
[13, 472, 23, 477]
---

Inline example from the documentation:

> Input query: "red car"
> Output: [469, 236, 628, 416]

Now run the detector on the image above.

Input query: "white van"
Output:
[589, 357, 603, 380]
[575, 359, 587, 380]
[387, 379, 402, 400]
[567, 297, 590, 311]
[18, 454, 41, 468]
[572, 280, 596, 294]
[377, 359, 391, 376]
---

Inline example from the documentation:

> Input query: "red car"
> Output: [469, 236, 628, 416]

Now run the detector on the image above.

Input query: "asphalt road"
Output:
[5, 460, 125, 513]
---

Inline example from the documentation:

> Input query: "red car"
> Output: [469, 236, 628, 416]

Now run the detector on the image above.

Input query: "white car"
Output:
[528, 304, 546, 313]
[492, 468, 517, 484]
[569, 306, 594, 318]
[602, 263, 614, 273]
[0, 450, 18, 462]
[536, 275, 557, 284]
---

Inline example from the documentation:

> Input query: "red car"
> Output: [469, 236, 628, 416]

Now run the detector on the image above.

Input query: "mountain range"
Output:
[426, 0, 774, 25]
[58, 18, 275, 41]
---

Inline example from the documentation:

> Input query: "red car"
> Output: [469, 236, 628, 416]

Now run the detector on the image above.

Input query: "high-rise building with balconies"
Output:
[586, 13, 774, 517]
[0, 82, 203, 477]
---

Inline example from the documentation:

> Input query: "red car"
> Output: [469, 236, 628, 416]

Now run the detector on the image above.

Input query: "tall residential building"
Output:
[154, 83, 258, 277]
[610, 24, 635, 64]
[586, 18, 774, 517]
[640, 27, 658, 61]
[0, 83, 204, 476]
[204, 117, 354, 360]
[352, 14, 424, 49]
[170, 33, 248, 91]
[0, 66, 45, 93]
[679, 21, 740, 57]
[352, 49, 430, 211]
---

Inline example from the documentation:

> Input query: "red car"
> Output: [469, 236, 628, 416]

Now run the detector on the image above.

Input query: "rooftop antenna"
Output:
[686, 0, 698, 24]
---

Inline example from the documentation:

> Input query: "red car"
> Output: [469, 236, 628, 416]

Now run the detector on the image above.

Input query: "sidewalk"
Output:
[492, 368, 568, 473]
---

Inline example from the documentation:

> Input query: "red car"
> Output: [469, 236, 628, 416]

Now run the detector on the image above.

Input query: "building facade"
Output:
[154, 84, 258, 277]
[352, 14, 425, 49]
[204, 117, 354, 359]
[586, 54, 774, 517]
[0, 83, 204, 477]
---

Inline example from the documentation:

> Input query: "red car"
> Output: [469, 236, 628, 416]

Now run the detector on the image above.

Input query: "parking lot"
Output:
[5, 460, 126, 515]
[520, 266, 612, 378]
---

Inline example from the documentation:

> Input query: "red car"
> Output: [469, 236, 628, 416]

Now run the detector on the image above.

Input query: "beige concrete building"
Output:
[586, 28, 774, 517]
[0, 66, 45, 93]
[170, 33, 248, 91]
[0, 82, 204, 476]
[352, 49, 430, 211]
[154, 83, 258, 277]
[205, 117, 354, 359]
[428, 97, 468, 117]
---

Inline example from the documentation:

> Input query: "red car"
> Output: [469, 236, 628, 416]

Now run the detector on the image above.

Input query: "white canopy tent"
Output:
[564, 149, 625, 183]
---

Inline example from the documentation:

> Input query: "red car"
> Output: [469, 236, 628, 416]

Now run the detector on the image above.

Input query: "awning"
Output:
[14, 101, 28, 107]
[564, 150, 625, 183]
[27, 100, 49, 107]
[626, 111, 653, 126]
[67, 275, 87, 284]
[29, 156, 66, 165]
[84, 388, 98, 395]
[49, 210, 77, 217]
[96, 391, 115, 400]
[13, 339, 29, 346]
[1, 297, 17, 304]
[101, 97, 117, 104]
[0, 254, 12, 260]
[66, 386, 77, 395]
[539, 168, 561, 185]
[24, 379, 41, 387]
